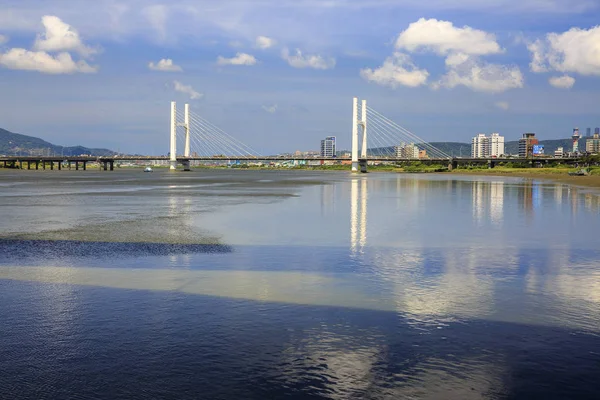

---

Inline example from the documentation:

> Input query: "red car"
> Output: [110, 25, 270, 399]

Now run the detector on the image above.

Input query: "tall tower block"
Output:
[572, 127, 581, 154]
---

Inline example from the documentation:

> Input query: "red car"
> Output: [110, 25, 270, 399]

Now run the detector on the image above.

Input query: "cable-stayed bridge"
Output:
[166, 97, 452, 172]
[1, 98, 581, 171]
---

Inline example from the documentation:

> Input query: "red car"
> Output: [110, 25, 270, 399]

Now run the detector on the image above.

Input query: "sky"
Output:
[1, 0, 600, 155]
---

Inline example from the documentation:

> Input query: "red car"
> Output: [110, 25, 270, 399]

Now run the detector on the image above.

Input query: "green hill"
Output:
[0, 128, 116, 157]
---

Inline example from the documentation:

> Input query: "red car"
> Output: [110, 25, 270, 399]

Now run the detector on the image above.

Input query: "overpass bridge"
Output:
[0, 154, 583, 171]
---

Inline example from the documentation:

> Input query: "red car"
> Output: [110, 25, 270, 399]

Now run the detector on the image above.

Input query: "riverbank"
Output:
[450, 168, 600, 189]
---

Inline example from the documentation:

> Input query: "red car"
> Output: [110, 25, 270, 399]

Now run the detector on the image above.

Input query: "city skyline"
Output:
[1, 1, 600, 154]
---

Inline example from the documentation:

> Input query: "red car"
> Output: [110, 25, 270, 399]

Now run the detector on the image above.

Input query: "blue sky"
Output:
[1, 0, 600, 154]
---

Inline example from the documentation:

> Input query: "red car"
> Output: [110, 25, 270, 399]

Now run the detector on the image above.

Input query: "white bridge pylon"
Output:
[351, 97, 367, 172]
[170, 101, 190, 170]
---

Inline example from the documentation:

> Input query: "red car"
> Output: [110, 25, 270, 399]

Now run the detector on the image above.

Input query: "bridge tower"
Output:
[169, 101, 191, 170]
[351, 97, 367, 172]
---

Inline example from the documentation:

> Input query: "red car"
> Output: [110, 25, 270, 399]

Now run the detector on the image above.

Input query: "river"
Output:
[1, 169, 599, 399]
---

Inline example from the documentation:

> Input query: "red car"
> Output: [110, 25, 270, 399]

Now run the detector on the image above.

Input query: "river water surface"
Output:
[1, 169, 599, 399]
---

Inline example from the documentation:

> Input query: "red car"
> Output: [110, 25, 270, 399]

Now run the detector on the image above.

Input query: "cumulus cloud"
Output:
[360, 52, 429, 88]
[0, 49, 97, 74]
[33, 16, 97, 58]
[0, 34, 8, 45]
[173, 80, 202, 99]
[495, 101, 509, 110]
[549, 75, 575, 89]
[281, 48, 335, 70]
[255, 36, 276, 50]
[148, 58, 182, 71]
[363, 18, 521, 93]
[217, 52, 257, 66]
[434, 55, 524, 93]
[396, 18, 502, 56]
[262, 104, 278, 113]
[528, 26, 600, 76]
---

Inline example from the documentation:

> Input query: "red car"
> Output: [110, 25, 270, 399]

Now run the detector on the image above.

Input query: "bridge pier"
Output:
[359, 159, 368, 173]
[109, 161, 113, 171]
[35, 161, 39, 170]
[75, 161, 79, 171]
[488, 160, 496, 169]
[83, 161, 87, 171]
[182, 160, 191, 171]
[103, 161, 108, 171]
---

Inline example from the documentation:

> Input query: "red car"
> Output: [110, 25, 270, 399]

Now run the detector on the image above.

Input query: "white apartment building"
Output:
[471, 133, 505, 158]
[471, 134, 487, 158]
[394, 143, 420, 159]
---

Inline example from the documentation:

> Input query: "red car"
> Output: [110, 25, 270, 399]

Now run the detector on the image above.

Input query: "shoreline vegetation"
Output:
[4, 160, 600, 189]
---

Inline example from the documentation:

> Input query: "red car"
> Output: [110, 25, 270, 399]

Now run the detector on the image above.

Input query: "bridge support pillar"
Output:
[109, 161, 114, 171]
[43, 161, 46, 170]
[182, 160, 191, 171]
[103, 161, 108, 171]
[35, 161, 39, 170]
[58, 162, 61, 171]
[27, 161, 31, 170]
[359, 159, 368, 173]
[488, 160, 495, 169]
[170, 101, 177, 170]
[351, 97, 368, 172]
[83, 161, 87, 171]
[75, 161, 79, 171]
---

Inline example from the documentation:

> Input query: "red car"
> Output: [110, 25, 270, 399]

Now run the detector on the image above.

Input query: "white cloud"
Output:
[281, 48, 335, 70]
[217, 52, 257, 66]
[262, 104, 278, 113]
[549, 75, 575, 89]
[0, 34, 8, 45]
[528, 26, 600, 76]
[173, 80, 202, 99]
[255, 36, 276, 50]
[360, 52, 429, 88]
[229, 40, 243, 48]
[141, 5, 169, 42]
[367, 18, 520, 93]
[495, 101, 509, 110]
[0, 48, 97, 74]
[33, 16, 97, 58]
[395, 18, 502, 56]
[148, 58, 182, 72]
[435, 55, 524, 93]
[527, 39, 548, 73]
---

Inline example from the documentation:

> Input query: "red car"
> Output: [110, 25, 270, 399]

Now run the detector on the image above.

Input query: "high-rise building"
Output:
[586, 128, 592, 137]
[488, 133, 505, 157]
[471, 133, 505, 158]
[320, 136, 336, 157]
[586, 133, 600, 154]
[595, 127, 599, 135]
[394, 143, 419, 159]
[519, 133, 539, 158]
[572, 128, 581, 153]
[471, 134, 487, 158]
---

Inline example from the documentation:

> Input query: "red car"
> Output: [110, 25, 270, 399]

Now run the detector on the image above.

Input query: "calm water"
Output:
[1, 169, 599, 399]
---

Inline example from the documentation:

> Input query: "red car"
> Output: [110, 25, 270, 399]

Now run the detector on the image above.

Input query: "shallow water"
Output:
[1, 169, 599, 399]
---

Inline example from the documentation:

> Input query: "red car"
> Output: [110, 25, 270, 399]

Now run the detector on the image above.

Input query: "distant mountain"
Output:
[0, 128, 116, 157]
